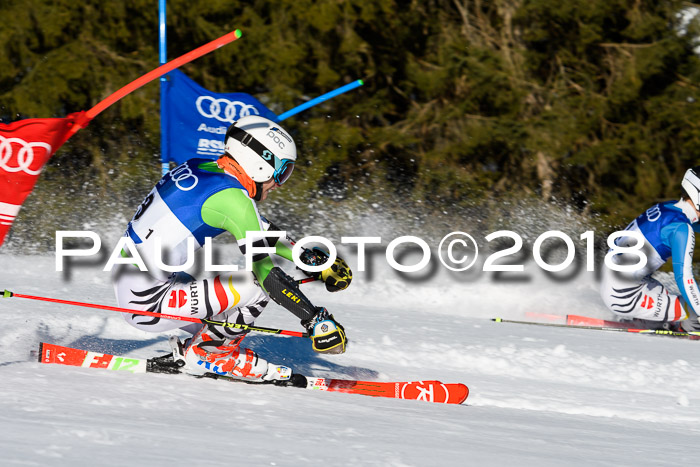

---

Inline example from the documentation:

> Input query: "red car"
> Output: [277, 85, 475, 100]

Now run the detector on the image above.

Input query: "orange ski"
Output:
[306, 378, 469, 404]
[37, 342, 469, 404]
[38, 342, 148, 373]
[566, 314, 645, 328]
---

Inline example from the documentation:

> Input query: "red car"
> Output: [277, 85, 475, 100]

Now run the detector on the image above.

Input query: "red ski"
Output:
[304, 377, 468, 404]
[566, 314, 646, 328]
[38, 342, 148, 373]
[36, 342, 469, 404]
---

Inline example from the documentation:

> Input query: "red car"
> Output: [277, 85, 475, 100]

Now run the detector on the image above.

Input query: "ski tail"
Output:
[566, 314, 648, 329]
[37, 342, 44, 362]
[38, 342, 149, 373]
[566, 314, 625, 328]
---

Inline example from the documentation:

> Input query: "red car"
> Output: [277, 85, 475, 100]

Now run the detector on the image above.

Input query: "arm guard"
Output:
[263, 267, 318, 322]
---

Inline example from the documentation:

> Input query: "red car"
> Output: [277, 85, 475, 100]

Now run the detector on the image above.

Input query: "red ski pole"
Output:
[2, 289, 309, 338]
[296, 277, 318, 285]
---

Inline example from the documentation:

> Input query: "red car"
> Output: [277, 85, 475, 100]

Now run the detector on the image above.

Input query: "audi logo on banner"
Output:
[195, 96, 261, 123]
[0, 135, 51, 176]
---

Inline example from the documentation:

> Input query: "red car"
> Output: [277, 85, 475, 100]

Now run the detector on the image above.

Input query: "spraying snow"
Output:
[2, 221, 700, 465]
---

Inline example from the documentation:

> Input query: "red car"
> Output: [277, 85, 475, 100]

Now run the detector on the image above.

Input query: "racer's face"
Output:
[259, 178, 280, 201]
[686, 198, 700, 215]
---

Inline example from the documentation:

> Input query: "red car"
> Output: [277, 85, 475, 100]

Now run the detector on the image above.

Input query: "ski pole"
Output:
[2, 289, 309, 338]
[492, 318, 700, 338]
[295, 277, 318, 285]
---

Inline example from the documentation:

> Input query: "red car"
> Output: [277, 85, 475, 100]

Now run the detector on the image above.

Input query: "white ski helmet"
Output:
[682, 166, 700, 210]
[223, 115, 297, 184]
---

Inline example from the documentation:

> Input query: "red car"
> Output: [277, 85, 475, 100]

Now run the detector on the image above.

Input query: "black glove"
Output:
[299, 247, 352, 292]
[302, 307, 347, 354]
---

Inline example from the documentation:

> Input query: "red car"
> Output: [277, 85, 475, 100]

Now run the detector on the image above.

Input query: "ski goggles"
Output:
[273, 158, 295, 185]
[228, 126, 295, 185]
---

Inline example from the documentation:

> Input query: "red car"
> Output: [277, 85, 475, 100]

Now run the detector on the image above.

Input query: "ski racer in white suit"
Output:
[600, 167, 700, 332]
[113, 116, 352, 383]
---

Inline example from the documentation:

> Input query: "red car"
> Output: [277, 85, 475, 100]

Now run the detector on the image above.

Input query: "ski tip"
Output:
[455, 384, 469, 404]
[405, 381, 470, 404]
[2, 289, 13, 298]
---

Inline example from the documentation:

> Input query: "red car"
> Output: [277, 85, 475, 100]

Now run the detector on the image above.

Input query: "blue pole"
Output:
[276, 79, 364, 122]
[159, 0, 169, 175]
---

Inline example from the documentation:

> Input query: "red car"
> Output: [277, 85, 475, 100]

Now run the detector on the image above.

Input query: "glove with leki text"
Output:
[302, 307, 347, 354]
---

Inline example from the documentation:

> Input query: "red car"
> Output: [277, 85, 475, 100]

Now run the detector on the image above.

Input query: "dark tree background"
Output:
[2, 0, 700, 234]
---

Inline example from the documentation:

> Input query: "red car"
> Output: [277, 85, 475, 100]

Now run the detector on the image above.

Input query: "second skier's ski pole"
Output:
[492, 317, 700, 339]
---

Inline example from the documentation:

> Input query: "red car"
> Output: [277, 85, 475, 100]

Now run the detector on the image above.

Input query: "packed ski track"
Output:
[1, 251, 700, 466]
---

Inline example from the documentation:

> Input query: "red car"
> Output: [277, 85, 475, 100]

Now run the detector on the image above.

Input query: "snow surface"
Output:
[1, 249, 700, 466]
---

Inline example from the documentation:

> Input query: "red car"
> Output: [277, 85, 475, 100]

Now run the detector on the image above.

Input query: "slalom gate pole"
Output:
[276, 79, 364, 121]
[159, 0, 170, 175]
[2, 289, 309, 338]
[65, 29, 243, 140]
[492, 318, 700, 339]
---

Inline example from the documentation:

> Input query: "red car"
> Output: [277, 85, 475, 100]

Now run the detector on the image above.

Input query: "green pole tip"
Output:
[234, 29, 242, 38]
[358, 79, 364, 85]
[3, 290, 12, 298]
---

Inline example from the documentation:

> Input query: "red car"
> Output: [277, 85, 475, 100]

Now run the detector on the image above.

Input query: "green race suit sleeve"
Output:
[201, 188, 319, 322]
[201, 188, 279, 289]
[264, 223, 294, 262]
[275, 241, 294, 261]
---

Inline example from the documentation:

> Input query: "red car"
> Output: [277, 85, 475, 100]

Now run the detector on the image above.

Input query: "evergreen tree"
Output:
[2, 0, 699, 235]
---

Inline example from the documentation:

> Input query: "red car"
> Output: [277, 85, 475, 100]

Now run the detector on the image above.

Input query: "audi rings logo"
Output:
[196, 96, 260, 123]
[171, 162, 198, 191]
[0, 135, 51, 175]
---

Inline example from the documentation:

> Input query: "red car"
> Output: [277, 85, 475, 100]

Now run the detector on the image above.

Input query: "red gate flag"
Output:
[0, 29, 243, 247]
[0, 112, 88, 245]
